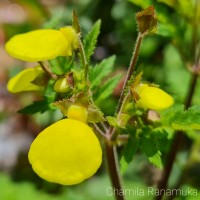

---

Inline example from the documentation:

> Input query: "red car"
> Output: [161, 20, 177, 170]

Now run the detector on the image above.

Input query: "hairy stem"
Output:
[93, 123, 108, 139]
[109, 34, 143, 141]
[116, 33, 143, 114]
[38, 61, 57, 80]
[105, 142, 125, 200]
[103, 34, 144, 200]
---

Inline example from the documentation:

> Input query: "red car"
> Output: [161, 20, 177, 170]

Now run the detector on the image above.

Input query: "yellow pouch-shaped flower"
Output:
[134, 84, 174, 110]
[28, 119, 102, 185]
[60, 26, 79, 56]
[5, 29, 68, 62]
[7, 67, 44, 93]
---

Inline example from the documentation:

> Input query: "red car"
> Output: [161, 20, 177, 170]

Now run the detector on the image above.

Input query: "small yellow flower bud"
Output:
[54, 77, 70, 93]
[133, 84, 174, 111]
[7, 66, 44, 93]
[67, 105, 88, 123]
[28, 119, 102, 185]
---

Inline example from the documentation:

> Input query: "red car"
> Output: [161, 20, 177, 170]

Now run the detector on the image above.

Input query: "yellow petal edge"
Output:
[7, 67, 43, 93]
[60, 26, 79, 56]
[135, 84, 174, 110]
[5, 29, 68, 62]
[28, 119, 102, 185]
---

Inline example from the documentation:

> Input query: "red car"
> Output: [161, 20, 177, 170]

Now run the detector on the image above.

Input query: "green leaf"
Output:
[120, 156, 129, 175]
[160, 104, 184, 126]
[160, 105, 200, 131]
[83, 20, 101, 62]
[140, 128, 163, 168]
[95, 74, 121, 104]
[172, 106, 200, 130]
[152, 127, 174, 153]
[87, 105, 106, 123]
[18, 100, 53, 114]
[90, 55, 116, 89]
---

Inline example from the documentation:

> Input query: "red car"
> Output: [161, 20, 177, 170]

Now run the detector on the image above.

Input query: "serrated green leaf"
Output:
[148, 151, 162, 168]
[159, 104, 184, 126]
[18, 100, 52, 114]
[90, 55, 116, 89]
[87, 105, 106, 123]
[95, 74, 121, 104]
[160, 105, 200, 131]
[172, 106, 200, 130]
[83, 20, 101, 62]
[140, 128, 163, 168]
[152, 127, 174, 153]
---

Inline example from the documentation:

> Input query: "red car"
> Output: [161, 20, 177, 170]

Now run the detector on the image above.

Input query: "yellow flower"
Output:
[5, 28, 78, 62]
[28, 119, 102, 185]
[7, 66, 44, 93]
[60, 26, 79, 56]
[67, 105, 88, 123]
[133, 84, 174, 110]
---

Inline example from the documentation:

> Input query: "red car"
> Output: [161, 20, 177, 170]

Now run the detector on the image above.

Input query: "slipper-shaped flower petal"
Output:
[5, 29, 68, 62]
[28, 119, 102, 185]
[134, 84, 174, 110]
[7, 67, 44, 93]
[60, 26, 79, 56]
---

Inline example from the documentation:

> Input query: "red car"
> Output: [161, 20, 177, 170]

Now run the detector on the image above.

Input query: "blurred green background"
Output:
[0, 0, 200, 199]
